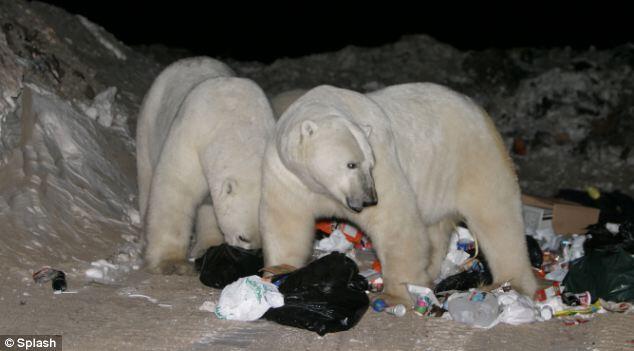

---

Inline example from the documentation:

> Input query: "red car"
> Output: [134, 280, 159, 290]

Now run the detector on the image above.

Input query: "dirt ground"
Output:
[2, 270, 633, 351]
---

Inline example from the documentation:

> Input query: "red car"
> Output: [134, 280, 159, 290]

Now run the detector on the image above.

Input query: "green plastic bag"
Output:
[563, 247, 634, 303]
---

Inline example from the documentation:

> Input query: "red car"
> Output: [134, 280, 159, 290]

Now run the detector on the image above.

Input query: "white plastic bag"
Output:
[314, 228, 354, 253]
[215, 275, 284, 321]
[435, 227, 474, 282]
[496, 290, 537, 325]
[406, 284, 441, 308]
[447, 290, 500, 329]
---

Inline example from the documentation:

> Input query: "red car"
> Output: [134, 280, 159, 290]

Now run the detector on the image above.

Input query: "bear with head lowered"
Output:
[259, 83, 536, 303]
[137, 57, 275, 274]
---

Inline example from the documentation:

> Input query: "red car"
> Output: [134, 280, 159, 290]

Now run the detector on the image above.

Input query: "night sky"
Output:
[41, 1, 633, 63]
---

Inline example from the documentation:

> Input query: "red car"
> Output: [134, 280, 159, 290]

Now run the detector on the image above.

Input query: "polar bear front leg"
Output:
[144, 152, 208, 275]
[260, 193, 315, 269]
[191, 203, 224, 258]
[359, 183, 431, 304]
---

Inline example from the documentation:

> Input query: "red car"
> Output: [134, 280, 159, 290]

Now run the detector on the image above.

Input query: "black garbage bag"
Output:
[563, 247, 634, 303]
[526, 235, 543, 268]
[584, 220, 634, 254]
[264, 252, 370, 336]
[556, 188, 634, 224]
[195, 244, 263, 289]
[434, 235, 539, 293]
[434, 256, 493, 293]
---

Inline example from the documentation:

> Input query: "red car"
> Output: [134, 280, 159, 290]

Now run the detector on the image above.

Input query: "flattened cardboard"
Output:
[260, 264, 297, 276]
[521, 194, 600, 234]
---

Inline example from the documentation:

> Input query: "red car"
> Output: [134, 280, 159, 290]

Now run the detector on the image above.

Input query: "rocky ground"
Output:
[0, 1, 632, 350]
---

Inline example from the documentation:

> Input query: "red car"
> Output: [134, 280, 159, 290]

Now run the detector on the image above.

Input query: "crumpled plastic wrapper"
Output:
[314, 227, 354, 253]
[436, 227, 474, 282]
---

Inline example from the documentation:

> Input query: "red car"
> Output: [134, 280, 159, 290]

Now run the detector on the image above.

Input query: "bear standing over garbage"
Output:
[137, 57, 275, 274]
[259, 83, 536, 303]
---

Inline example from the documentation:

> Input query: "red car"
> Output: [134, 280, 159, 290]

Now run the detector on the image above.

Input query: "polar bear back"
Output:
[275, 85, 393, 148]
[368, 83, 514, 222]
[136, 57, 234, 218]
[138, 57, 234, 168]
[169, 77, 275, 183]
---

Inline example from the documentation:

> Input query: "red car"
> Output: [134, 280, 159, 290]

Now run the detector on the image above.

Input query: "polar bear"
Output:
[260, 83, 536, 303]
[270, 89, 307, 118]
[137, 57, 275, 274]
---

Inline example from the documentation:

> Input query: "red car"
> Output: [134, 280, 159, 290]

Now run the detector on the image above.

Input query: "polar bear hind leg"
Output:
[457, 166, 537, 296]
[144, 141, 208, 275]
[425, 217, 457, 281]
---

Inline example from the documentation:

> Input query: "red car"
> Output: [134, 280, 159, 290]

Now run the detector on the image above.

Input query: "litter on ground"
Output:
[194, 190, 634, 334]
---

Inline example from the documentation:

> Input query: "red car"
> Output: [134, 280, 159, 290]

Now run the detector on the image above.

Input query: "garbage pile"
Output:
[195, 188, 634, 334]
[197, 250, 370, 336]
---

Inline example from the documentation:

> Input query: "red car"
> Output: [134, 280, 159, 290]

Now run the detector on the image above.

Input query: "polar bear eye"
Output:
[347, 162, 358, 169]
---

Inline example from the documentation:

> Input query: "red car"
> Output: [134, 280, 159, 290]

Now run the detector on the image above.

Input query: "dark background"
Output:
[40, 1, 634, 63]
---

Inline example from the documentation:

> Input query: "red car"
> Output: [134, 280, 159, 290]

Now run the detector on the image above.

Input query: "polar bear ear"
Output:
[300, 120, 318, 138]
[360, 124, 372, 138]
[221, 178, 237, 196]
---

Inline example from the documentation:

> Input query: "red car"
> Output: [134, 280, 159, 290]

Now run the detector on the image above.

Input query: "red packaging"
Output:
[535, 281, 561, 302]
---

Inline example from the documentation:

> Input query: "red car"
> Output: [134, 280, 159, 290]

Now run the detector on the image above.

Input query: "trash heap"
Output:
[194, 188, 634, 334]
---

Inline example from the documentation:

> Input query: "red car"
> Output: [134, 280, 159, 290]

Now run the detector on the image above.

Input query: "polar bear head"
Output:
[211, 172, 262, 249]
[278, 103, 378, 213]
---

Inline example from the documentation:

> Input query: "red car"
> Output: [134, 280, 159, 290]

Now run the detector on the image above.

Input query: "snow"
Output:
[79, 87, 119, 128]
[0, 80, 139, 284]
[78, 16, 127, 61]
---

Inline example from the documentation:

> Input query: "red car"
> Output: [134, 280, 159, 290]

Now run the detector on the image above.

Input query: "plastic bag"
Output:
[496, 290, 536, 325]
[434, 255, 493, 293]
[447, 290, 500, 328]
[435, 235, 540, 293]
[563, 247, 634, 303]
[525, 235, 543, 268]
[195, 244, 264, 289]
[314, 228, 354, 253]
[584, 220, 634, 254]
[264, 252, 370, 336]
[214, 275, 284, 321]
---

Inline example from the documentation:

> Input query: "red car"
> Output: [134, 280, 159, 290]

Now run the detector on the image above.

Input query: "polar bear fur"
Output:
[260, 83, 536, 302]
[137, 57, 275, 274]
[270, 89, 307, 118]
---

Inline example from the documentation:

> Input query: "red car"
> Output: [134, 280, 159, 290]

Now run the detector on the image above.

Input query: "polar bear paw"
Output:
[146, 259, 195, 276]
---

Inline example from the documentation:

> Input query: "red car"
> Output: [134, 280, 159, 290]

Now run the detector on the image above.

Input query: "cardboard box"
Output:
[521, 194, 600, 235]
[259, 264, 296, 276]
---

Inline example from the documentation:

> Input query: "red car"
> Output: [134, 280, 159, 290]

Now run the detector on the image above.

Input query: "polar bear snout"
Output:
[362, 172, 378, 206]
[345, 178, 378, 212]
[224, 231, 259, 249]
[364, 190, 378, 207]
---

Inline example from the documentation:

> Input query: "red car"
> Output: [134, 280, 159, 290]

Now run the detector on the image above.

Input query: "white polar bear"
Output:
[270, 89, 307, 118]
[136, 57, 275, 274]
[259, 83, 536, 303]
